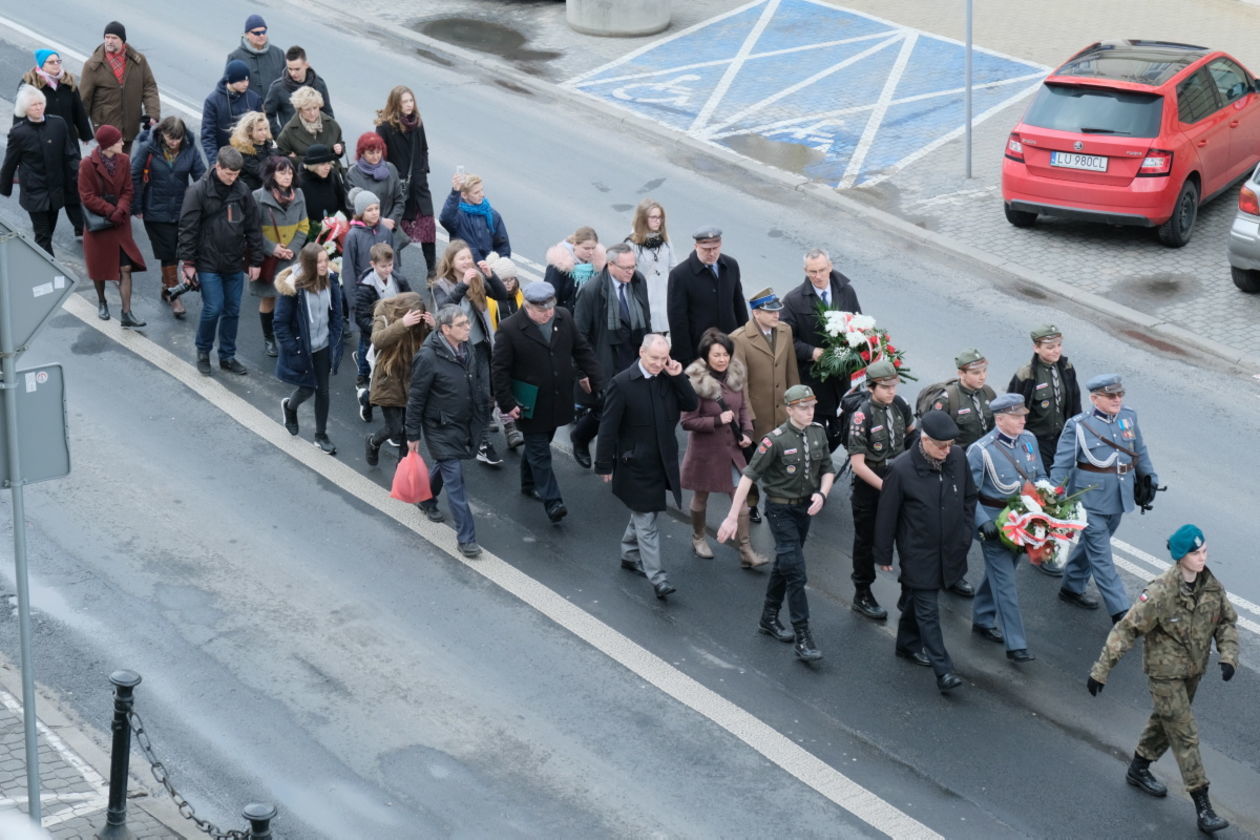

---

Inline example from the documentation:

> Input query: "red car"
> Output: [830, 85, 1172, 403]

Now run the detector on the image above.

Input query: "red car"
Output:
[1002, 40, 1260, 246]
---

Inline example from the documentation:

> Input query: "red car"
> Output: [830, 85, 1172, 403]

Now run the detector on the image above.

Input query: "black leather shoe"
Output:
[119, 310, 145, 327]
[1006, 648, 1036, 663]
[365, 434, 380, 467]
[758, 615, 794, 643]
[1190, 786, 1229, 833]
[545, 501, 568, 523]
[653, 580, 675, 600]
[949, 578, 975, 598]
[418, 501, 445, 523]
[852, 590, 888, 621]
[937, 673, 963, 693]
[264, 338, 278, 357]
[197, 352, 212, 376]
[895, 647, 932, 667]
[620, 558, 646, 577]
[219, 357, 248, 375]
[280, 398, 298, 435]
[1059, 588, 1100, 610]
[521, 486, 541, 500]
[97, 300, 110, 320]
[569, 434, 592, 469]
[793, 626, 822, 661]
[1125, 755, 1167, 797]
[748, 506, 761, 524]
[972, 624, 1004, 644]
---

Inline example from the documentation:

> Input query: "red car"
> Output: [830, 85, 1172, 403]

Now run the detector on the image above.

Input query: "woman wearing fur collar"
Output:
[681, 328, 768, 569]
[545, 226, 606, 314]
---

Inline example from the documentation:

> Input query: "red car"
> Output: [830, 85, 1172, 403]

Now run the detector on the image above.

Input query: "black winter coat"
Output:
[0, 116, 77, 212]
[200, 80, 263, 165]
[781, 271, 862, 415]
[130, 129, 206, 222]
[491, 307, 602, 434]
[666, 250, 747, 364]
[298, 166, 347, 229]
[595, 363, 699, 512]
[263, 68, 334, 137]
[375, 119, 432, 219]
[873, 444, 977, 590]
[15, 72, 93, 144]
[177, 169, 266, 274]
[405, 331, 489, 461]
[273, 271, 345, 388]
[573, 270, 652, 405]
[354, 269, 412, 335]
[225, 41, 285, 98]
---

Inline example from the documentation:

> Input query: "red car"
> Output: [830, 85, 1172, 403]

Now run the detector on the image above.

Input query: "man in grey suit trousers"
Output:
[596, 334, 699, 600]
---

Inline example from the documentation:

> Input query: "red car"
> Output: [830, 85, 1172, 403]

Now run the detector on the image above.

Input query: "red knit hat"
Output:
[95, 124, 122, 148]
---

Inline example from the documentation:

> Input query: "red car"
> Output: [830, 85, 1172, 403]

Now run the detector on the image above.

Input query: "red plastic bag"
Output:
[390, 450, 433, 504]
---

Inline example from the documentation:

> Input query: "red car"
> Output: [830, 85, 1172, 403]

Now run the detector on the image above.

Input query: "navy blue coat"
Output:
[130, 129, 206, 223]
[354, 269, 412, 335]
[273, 269, 345, 388]
[200, 79, 262, 165]
[438, 189, 509, 262]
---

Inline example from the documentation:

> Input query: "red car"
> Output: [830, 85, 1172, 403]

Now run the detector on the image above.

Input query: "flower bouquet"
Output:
[997, 480, 1091, 568]
[812, 308, 915, 386]
[316, 212, 349, 273]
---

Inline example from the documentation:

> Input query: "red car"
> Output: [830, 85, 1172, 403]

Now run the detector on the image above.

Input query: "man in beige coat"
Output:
[729, 287, 799, 522]
[79, 21, 161, 154]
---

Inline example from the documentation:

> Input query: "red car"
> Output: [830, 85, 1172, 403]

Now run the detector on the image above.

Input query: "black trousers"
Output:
[570, 401, 601, 448]
[764, 501, 811, 628]
[370, 406, 406, 453]
[288, 347, 331, 435]
[896, 587, 953, 676]
[849, 463, 888, 587]
[1034, 433, 1058, 475]
[28, 209, 57, 255]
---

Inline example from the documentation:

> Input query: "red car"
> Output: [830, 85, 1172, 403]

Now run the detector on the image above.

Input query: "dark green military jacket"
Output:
[846, 394, 913, 465]
[1091, 565, 1239, 681]
[745, 420, 834, 500]
[930, 382, 995, 448]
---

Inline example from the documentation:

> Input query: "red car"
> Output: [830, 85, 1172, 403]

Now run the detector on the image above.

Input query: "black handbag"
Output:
[83, 163, 117, 231]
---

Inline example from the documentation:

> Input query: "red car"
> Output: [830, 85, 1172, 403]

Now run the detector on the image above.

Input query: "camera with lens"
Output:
[167, 277, 199, 301]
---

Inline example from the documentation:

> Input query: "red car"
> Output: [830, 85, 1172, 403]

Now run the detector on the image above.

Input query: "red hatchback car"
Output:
[1002, 40, 1260, 246]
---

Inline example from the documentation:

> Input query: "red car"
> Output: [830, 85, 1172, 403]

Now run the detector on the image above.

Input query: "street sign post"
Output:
[0, 223, 78, 826]
[0, 363, 69, 487]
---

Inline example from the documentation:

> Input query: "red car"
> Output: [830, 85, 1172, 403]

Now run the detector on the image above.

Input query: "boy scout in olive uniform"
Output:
[719, 385, 834, 662]
[927, 348, 995, 449]
[1007, 324, 1081, 476]
[1087, 525, 1238, 835]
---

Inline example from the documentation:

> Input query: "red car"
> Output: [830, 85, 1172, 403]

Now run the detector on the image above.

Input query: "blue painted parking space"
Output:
[567, 0, 1048, 187]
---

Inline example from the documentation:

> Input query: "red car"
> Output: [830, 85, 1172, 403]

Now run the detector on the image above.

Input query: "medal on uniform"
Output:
[1040, 400, 1050, 408]
[786, 465, 797, 473]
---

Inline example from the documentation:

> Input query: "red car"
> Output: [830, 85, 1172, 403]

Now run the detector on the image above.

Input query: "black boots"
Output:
[120, 310, 145, 328]
[793, 624, 822, 662]
[1190, 786, 1228, 834]
[852, 587, 887, 621]
[1125, 753, 1167, 797]
[757, 607, 794, 643]
[97, 299, 110, 320]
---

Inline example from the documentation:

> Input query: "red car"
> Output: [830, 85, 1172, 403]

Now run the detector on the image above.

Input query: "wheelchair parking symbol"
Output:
[612, 75, 702, 108]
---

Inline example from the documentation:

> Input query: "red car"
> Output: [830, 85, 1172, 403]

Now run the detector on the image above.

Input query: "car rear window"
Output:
[1023, 83, 1163, 137]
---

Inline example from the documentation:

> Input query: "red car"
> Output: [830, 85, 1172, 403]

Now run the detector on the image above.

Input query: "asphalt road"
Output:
[0, 2, 1257, 838]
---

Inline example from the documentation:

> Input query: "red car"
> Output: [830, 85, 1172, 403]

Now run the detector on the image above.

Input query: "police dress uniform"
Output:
[967, 425, 1046, 656]
[1050, 376, 1157, 618]
[847, 392, 912, 593]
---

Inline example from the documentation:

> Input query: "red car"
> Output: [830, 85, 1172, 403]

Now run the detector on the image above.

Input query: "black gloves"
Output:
[978, 521, 999, 542]
[1087, 676, 1104, 696]
[1221, 662, 1235, 682]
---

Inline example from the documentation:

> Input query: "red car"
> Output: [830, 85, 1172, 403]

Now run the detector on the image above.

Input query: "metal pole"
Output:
[0, 234, 41, 826]
[964, 0, 974, 179]
[98, 670, 141, 840]
[243, 802, 278, 839]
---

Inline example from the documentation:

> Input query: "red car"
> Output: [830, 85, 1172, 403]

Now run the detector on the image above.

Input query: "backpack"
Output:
[915, 378, 960, 419]
[835, 386, 870, 449]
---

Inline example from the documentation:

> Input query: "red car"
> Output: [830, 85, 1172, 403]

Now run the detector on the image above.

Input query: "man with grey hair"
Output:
[781, 247, 862, 449]
[596, 333, 698, 599]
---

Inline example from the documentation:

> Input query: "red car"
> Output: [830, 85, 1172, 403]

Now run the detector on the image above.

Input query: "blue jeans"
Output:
[195, 271, 244, 360]
[434, 459, 475, 545]
[356, 334, 371, 380]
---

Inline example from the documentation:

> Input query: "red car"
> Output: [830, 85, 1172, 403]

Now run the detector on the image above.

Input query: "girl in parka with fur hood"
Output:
[364, 290, 432, 473]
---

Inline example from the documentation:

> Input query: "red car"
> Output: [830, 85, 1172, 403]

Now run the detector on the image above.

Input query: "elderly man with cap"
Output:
[730, 287, 800, 523]
[666, 225, 747, 365]
[1087, 524, 1237, 835]
[1008, 324, 1081, 478]
[875, 410, 977, 693]
[226, 14, 285, 96]
[967, 393, 1047, 663]
[1051, 374, 1159, 623]
[719, 384, 835, 661]
[924, 348, 996, 451]
[79, 21, 161, 154]
[847, 359, 916, 621]
[782, 248, 862, 449]
[199, 59, 263, 166]
[492, 281, 602, 524]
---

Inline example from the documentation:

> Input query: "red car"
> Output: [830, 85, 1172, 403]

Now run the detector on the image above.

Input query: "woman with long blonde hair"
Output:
[375, 85, 437, 278]
[228, 110, 278, 191]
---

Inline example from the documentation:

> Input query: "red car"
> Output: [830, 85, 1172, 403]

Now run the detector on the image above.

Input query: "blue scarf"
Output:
[458, 198, 497, 234]
[355, 157, 391, 182]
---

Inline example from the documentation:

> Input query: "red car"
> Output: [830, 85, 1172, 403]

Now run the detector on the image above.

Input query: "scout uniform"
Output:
[929, 348, 995, 448]
[745, 384, 834, 660]
[966, 393, 1047, 661]
[1089, 525, 1237, 835]
[1050, 373, 1158, 620]
[847, 359, 914, 620]
[1008, 324, 1081, 473]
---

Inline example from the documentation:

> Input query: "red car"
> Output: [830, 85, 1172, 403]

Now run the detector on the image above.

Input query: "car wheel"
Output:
[1004, 205, 1037, 228]
[1232, 265, 1260, 293]
[1156, 179, 1199, 247]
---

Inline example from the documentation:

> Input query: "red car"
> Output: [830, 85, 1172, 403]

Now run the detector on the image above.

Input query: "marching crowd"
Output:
[0, 15, 1242, 835]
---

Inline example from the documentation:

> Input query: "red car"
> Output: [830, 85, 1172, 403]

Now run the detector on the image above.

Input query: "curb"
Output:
[320, 3, 1260, 375]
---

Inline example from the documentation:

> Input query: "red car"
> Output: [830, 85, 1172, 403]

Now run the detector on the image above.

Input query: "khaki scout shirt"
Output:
[745, 420, 834, 499]
[847, 395, 912, 465]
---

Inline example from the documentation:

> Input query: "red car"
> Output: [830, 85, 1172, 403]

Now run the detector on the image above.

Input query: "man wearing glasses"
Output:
[1051, 374, 1159, 625]
[1008, 324, 1081, 475]
[226, 14, 285, 95]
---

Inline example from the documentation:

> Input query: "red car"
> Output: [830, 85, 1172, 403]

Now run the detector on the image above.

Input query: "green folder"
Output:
[511, 379, 539, 419]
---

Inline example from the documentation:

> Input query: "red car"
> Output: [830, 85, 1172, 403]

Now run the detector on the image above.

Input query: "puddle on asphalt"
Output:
[1114, 272, 1198, 300]
[722, 133, 824, 175]
[417, 17, 560, 63]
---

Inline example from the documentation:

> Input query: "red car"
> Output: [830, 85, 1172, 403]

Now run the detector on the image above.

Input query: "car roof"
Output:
[1052, 40, 1213, 88]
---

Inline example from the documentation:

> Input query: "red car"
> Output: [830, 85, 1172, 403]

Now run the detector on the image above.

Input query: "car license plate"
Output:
[1050, 151, 1107, 172]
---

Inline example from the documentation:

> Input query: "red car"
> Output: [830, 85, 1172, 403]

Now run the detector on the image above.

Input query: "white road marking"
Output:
[688, 0, 781, 133]
[57, 293, 944, 838]
[839, 32, 918, 189]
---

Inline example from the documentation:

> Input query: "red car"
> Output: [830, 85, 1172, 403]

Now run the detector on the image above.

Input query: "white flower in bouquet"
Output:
[823, 310, 847, 337]
[850, 314, 876, 331]
[845, 331, 866, 348]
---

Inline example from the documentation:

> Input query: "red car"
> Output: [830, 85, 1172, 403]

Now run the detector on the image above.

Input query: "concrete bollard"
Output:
[566, 0, 670, 37]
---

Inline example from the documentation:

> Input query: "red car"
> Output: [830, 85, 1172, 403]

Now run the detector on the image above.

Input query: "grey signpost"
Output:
[0, 224, 78, 826]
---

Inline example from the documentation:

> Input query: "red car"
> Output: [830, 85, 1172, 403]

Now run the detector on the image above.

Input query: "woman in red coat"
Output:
[78, 125, 148, 325]
[681, 327, 767, 569]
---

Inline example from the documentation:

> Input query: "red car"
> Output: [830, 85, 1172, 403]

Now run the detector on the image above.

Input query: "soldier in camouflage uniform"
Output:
[1087, 524, 1238, 835]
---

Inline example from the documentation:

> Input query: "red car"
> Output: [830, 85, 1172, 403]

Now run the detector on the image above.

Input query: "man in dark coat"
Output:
[406, 306, 489, 558]
[781, 248, 862, 449]
[492, 281, 602, 524]
[225, 13, 285, 96]
[0, 87, 77, 255]
[666, 226, 747, 365]
[596, 334, 699, 600]
[200, 60, 262, 166]
[263, 46, 334, 137]
[570, 242, 652, 468]
[875, 410, 977, 694]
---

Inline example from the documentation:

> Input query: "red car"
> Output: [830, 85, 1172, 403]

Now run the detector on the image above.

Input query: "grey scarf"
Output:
[606, 280, 646, 332]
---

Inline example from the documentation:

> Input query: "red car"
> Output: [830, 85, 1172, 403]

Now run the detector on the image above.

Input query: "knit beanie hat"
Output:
[104, 21, 127, 41]
[352, 189, 381, 217]
[95, 124, 123, 148]
[486, 252, 518, 281]
[244, 13, 267, 32]
[225, 60, 250, 84]
[35, 49, 59, 69]
[1167, 524, 1205, 561]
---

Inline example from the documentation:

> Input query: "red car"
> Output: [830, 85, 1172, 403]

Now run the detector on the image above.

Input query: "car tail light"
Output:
[1137, 148, 1173, 177]
[1240, 186, 1260, 216]
[1005, 133, 1025, 163]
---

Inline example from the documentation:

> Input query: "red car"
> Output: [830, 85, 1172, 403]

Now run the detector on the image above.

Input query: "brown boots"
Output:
[690, 507, 714, 558]
[160, 264, 185, 318]
[736, 507, 769, 568]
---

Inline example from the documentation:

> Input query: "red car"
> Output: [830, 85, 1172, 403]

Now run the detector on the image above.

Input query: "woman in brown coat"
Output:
[365, 290, 432, 474]
[79, 124, 147, 325]
[681, 328, 767, 568]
